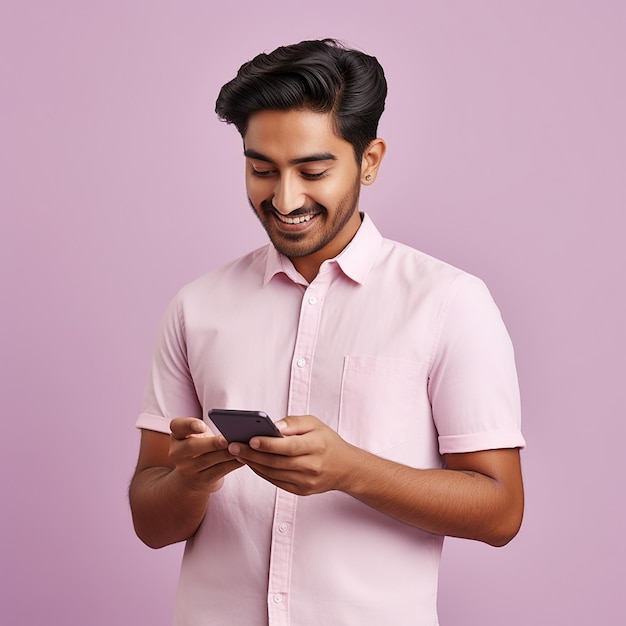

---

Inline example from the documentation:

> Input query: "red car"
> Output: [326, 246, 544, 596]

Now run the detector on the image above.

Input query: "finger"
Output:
[245, 464, 315, 496]
[246, 430, 313, 456]
[228, 441, 300, 468]
[170, 417, 208, 440]
[199, 457, 244, 480]
[171, 433, 229, 461]
[229, 440, 289, 459]
[175, 456, 244, 493]
[172, 440, 242, 476]
[208, 456, 244, 473]
[275, 414, 318, 436]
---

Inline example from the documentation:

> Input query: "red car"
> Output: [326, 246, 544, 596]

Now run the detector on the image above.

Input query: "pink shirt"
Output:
[137, 214, 524, 626]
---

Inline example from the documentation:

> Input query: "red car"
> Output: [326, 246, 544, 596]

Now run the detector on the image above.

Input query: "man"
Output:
[129, 39, 525, 626]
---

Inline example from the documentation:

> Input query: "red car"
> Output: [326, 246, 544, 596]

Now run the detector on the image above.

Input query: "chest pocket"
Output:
[337, 355, 428, 455]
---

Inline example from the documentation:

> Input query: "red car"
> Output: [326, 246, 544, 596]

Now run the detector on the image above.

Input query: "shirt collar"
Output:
[263, 212, 383, 286]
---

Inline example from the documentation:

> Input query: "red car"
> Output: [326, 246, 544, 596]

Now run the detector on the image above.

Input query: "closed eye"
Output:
[301, 171, 328, 180]
[250, 168, 276, 178]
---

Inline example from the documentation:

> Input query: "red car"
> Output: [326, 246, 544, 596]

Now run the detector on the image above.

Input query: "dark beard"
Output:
[248, 174, 361, 260]
[257, 200, 327, 242]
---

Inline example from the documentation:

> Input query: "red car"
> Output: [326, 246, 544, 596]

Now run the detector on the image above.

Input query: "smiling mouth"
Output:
[275, 213, 316, 225]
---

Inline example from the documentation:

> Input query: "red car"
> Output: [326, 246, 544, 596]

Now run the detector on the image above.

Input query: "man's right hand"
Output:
[129, 418, 243, 548]
[169, 417, 243, 493]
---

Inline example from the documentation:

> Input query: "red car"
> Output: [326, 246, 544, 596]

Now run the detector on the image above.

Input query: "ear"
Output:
[360, 138, 387, 185]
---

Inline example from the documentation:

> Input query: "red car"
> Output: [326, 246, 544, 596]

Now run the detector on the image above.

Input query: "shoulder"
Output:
[155, 245, 272, 330]
[376, 236, 487, 299]
[176, 244, 271, 302]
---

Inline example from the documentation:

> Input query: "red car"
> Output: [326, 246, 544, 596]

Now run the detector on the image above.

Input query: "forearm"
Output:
[340, 446, 523, 547]
[129, 466, 211, 549]
[229, 416, 524, 546]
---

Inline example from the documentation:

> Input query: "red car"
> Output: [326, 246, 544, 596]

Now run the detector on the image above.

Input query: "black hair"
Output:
[215, 39, 387, 160]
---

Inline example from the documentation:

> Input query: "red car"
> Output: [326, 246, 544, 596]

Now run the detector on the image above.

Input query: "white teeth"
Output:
[277, 214, 314, 225]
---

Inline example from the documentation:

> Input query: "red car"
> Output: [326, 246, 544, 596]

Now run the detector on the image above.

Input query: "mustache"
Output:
[259, 200, 326, 216]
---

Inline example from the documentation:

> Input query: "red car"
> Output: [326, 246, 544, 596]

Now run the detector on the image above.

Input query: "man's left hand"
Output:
[227, 415, 356, 495]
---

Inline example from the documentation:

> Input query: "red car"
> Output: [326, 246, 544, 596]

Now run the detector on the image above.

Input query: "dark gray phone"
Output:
[207, 409, 284, 443]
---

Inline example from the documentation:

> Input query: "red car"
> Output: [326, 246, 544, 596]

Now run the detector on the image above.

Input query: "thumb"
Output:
[170, 417, 207, 440]
[276, 414, 317, 436]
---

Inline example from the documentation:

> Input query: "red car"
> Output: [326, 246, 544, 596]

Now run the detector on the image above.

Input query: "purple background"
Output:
[2, 1, 624, 624]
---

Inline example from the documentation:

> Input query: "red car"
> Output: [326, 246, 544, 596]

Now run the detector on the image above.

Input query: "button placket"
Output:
[267, 273, 333, 625]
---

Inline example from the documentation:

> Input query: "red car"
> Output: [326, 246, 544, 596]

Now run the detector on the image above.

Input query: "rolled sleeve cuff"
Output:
[135, 412, 172, 434]
[439, 431, 526, 454]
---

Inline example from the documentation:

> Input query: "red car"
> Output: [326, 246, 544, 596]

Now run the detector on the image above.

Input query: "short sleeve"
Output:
[428, 274, 525, 454]
[136, 294, 202, 434]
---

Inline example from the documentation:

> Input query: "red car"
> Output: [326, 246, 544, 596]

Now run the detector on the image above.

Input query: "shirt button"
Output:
[296, 358, 307, 368]
[308, 295, 318, 305]
[278, 523, 288, 533]
[273, 594, 283, 604]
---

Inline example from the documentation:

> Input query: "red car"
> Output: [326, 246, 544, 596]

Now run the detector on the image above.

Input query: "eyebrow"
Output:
[243, 149, 337, 165]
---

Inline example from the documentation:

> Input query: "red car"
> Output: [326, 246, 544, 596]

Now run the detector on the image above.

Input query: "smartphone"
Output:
[207, 409, 284, 444]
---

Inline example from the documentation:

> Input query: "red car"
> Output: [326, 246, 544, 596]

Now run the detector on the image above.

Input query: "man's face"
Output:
[244, 109, 363, 281]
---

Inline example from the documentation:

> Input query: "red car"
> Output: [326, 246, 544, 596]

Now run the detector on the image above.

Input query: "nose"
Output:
[272, 173, 305, 214]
